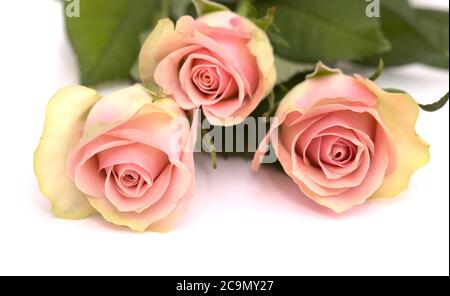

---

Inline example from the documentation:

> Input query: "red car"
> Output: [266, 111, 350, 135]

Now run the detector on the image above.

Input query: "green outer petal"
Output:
[87, 196, 150, 232]
[248, 25, 277, 98]
[357, 77, 430, 199]
[306, 62, 342, 80]
[138, 18, 175, 84]
[34, 86, 100, 219]
[192, 0, 229, 16]
[373, 92, 430, 199]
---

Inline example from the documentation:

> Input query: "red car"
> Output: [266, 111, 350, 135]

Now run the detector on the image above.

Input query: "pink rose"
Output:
[139, 11, 276, 126]
[34, 84, 197, 232]
[252, 63, 430, 213]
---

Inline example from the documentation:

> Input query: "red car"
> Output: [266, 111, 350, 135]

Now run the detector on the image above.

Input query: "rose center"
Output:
[192, 66, 220, 95]
[329, 139, 356, 164]
[120, 170, 140, 187]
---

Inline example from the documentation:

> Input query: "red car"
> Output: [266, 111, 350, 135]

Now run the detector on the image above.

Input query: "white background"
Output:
[0, 0, 448, 276]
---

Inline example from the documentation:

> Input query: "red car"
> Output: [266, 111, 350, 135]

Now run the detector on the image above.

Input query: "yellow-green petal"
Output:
[34, 86, 101, 219]
[248, 24, 277, 97]
[358, 78, 430, 199]
[139, 18, 176, 84]
[87, 197, 148, 232]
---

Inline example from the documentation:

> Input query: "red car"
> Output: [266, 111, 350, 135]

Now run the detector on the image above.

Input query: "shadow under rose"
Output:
[31, 182, 140, 234]
[247, 163, 379, 219]
[178, 152, 385, 232]
[31, 151, 386, 234]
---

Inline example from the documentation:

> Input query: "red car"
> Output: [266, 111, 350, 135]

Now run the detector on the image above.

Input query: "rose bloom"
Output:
[252, 63, 430, 213]
[35, 84, 197, 232]
[139, 10, 276, 126]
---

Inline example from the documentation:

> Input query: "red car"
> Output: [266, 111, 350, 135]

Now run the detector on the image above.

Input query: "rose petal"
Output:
[154, 45, 202, 109]
[68, 136, 134, 198]
[85, 111, 198, 232]
[102, 164, 173, 213]
[178, 50, 238, 107]
[34, 86, 100, 219]
[112, 164, 152, 198]
[299, 126, 391, 213]
[97, 143, 168, 178]
[84, 84, 153, 131]
[357, 77, 430, 199]
[139, 18, 184, 84]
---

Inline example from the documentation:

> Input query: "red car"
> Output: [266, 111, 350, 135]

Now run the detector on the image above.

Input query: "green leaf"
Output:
[419, 92, 449, 112]
[254, 0, 391, 63]
[415, 9, 449, 54]
[384, 88, 407, 94]
[369, 58, 384, 81]
[252, 71, 309, 119]
[306, 62, 342, 80]
[374, 0, 449, 68]
[252, 6, 276, 31]
[65, 0, 162, 86]
[262, 91, 276, 118]
[192, 0, 229, 16]
[236, 0, 257, 18]
[143, 82, 165, 99]
[246, 5, 290, 49]
[274, 55, 315, 84]
[267, 31, 290, 49]
[171, 0, 194, 19]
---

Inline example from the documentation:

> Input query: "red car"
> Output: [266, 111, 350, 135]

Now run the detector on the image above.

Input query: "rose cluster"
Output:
[35, 9, 429, 232]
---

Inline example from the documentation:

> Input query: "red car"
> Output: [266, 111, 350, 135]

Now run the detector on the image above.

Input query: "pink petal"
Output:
[68, 136, 134, 198]
[112, 164, 152, 198]
[178, 50, 237, 106]
[97, 143, 169, 178]
[206, 31, 258, 95]
[302, 126, 391, 213]
[107, 112, 186, 162]
[154, 45, 202, 109]
[296, 75, 378, 112]
[84, 85, 153, 131]
[102, 164, 173, 213]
